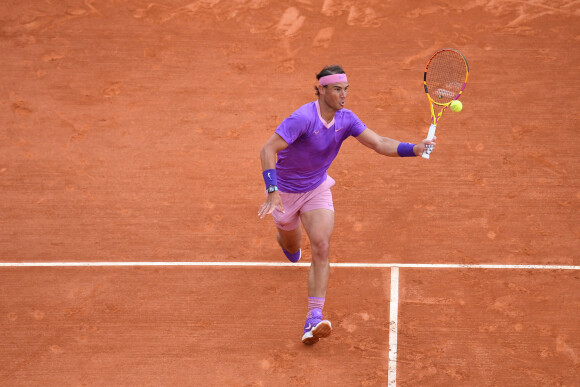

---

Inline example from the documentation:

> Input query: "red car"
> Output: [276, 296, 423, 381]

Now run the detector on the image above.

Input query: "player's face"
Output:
[320, 82, 348, 111]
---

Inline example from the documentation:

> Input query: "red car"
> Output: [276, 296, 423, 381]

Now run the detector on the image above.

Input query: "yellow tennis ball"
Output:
[450, 100, 463, 112]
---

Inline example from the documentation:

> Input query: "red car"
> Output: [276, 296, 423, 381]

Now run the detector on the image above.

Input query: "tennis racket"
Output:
[422, 48, 469, 159]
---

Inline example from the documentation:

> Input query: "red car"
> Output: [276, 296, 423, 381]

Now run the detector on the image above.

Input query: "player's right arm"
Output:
[258, 134, 289, 219]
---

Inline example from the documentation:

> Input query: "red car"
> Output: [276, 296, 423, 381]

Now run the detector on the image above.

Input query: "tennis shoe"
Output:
[283, 248, 301, 263]
[301, 308, 332, 345]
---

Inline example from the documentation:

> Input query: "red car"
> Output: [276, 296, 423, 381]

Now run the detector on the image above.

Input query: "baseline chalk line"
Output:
[0, 262, 578, 269]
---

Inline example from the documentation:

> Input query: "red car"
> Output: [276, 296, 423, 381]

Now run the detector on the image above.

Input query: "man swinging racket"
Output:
[258, 65, 436, 345]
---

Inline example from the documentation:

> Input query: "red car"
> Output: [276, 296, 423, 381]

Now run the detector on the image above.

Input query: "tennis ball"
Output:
[450, 100, 463, 112]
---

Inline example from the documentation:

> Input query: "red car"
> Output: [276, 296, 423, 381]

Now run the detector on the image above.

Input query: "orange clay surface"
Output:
[1, 1, 579, 385]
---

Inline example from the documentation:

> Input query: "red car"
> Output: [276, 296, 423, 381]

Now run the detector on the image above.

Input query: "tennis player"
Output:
[258, 65, 436, 345]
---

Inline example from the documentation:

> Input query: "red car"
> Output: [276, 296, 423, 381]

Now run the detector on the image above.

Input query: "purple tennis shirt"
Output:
[275, 101, 367, 193]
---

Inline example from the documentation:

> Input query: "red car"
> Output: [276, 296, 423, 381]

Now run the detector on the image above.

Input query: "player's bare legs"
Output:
[300, 209, 334, 297]
[299, 208, 334, 344]
[276, 226, 302, 254]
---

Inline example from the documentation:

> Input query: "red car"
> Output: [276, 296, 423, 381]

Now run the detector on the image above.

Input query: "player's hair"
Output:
[315, 65, 346, 96]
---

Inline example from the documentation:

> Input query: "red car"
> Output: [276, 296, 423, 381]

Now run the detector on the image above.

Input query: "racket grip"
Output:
[421, 124, 437, 159]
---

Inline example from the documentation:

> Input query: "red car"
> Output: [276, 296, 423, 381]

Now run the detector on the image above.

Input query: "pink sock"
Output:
[307, 297, 325, 318]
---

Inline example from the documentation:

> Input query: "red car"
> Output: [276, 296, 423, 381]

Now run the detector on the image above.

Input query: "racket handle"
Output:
[421, 124, 437, 159]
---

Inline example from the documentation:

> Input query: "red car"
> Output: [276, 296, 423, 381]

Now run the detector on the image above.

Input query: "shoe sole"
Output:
[302, 320, 332, 345]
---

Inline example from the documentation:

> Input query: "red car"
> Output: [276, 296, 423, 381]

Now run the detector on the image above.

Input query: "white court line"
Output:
[0, 261, 578, 269]
[388, 267, 399, 387]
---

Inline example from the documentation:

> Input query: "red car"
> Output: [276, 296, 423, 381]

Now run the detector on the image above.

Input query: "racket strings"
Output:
[426, 51, 467, 103]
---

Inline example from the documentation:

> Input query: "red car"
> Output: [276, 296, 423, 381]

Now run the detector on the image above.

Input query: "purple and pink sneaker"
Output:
[301, 308, 332, 345]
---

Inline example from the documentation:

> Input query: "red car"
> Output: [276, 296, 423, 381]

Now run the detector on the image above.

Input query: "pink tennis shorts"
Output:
[272, 176, 336, 231]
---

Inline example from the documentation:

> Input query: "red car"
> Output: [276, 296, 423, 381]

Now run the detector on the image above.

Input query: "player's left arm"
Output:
[355, 128, 435, 157]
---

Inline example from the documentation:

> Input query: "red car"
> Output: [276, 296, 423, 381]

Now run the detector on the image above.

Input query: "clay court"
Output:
[1, 0, 579, 386]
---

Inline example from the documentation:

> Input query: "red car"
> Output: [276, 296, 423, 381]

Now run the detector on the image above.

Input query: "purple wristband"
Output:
[397, 142, 416, 157]
[262, 169, 277, 188]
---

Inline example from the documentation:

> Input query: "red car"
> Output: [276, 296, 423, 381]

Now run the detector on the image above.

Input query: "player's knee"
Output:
[310, 238, 330, 260]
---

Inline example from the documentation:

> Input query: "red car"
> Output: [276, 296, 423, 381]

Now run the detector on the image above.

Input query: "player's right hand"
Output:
[258, 191, 284, 219]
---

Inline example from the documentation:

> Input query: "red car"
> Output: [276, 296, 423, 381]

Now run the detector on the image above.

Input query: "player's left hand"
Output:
[415, 136, 436, 156]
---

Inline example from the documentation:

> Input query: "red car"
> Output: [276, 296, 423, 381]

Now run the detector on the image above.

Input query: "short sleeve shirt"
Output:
[275, 101, 366, 193]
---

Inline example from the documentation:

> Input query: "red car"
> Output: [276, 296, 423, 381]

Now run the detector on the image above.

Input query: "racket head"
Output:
[424, 48, 469, 107]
